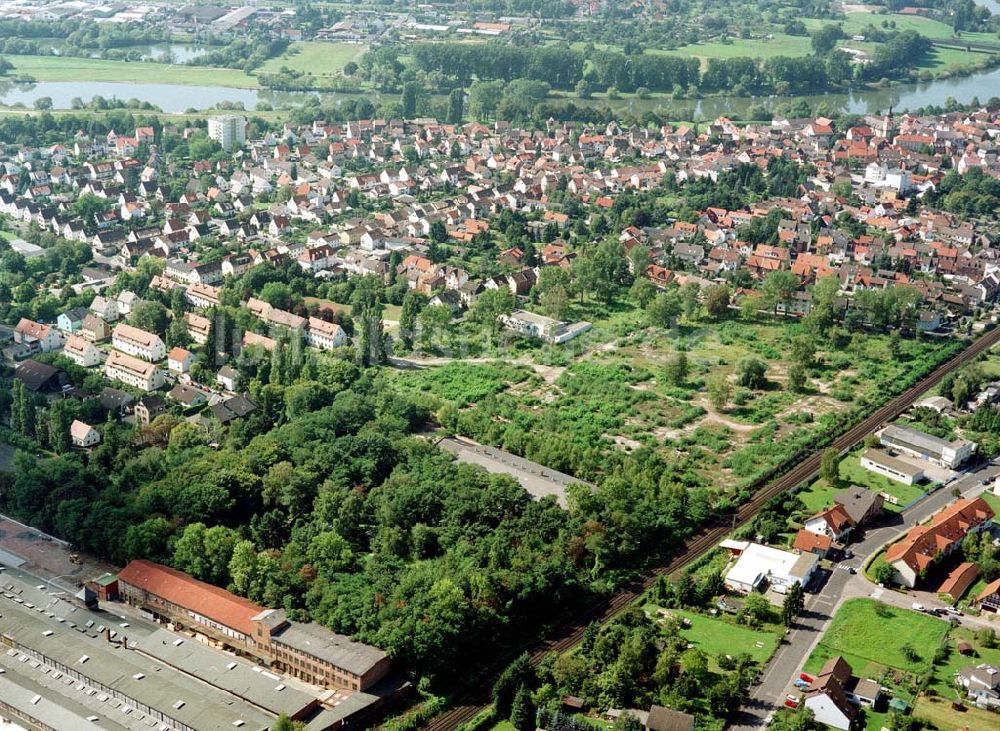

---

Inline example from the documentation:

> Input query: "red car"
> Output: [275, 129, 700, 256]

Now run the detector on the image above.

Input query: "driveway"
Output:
[729, 459, 999, 729]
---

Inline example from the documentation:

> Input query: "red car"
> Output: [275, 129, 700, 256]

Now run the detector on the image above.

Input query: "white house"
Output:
[105, 350, 164, 392]
[13, 318, 63, 353]
[70, 420, 101, 448]
[63, 335, 102, 368]
[168, 347, 196, 375]
[112, 323, 166, 362]
[89, 295, 120, 322]
[957, 663, 1000, 708]
[306, 317, 347, 351]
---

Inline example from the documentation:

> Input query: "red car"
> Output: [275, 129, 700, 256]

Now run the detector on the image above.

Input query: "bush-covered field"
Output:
[388, 316, 959, 499]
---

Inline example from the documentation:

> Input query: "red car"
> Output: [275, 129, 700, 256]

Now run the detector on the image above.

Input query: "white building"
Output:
[878, 424, 975, 469]
[723, 543, 817, 595]
[207, 115, 247, 151]
[859, 448, 924, 486]
[70, 420, 101, 448]
[500, 310, 592, 344]
[864, 162, 913, 194]
[306, 317, 347, 351]
[112, 323, 166, 362]
[168, 347, 196, 375]
[13, 318, 63, 353]
[105, 350, 164, 392]
[63, 335, 102, 368]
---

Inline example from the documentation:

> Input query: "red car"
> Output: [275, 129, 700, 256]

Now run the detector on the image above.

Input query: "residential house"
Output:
[81, 313, 111, 343]
[70, 420, 101, 448]
[105, 350, 165, 392]
[14, 318, 62, 353]
[885, 497, 994, 587]
[134, 395, 167, 426]
[956, 663, 1000, 708]
[306, 317, 347, 351]
[216, 365, 239, 392]
[168, 383, 208, 409]
[803, 504, 855, 543]
[211, 393, 258, 424]
[112, 324, 166, 362]
[167, 347, 196, 375]
[63, 335, 102, 368]
[185, 312, 212, 344]
[833, 487, 884, 527]
[89, 295, 120, 322]
[57, 307, 89, 333]
[975, 577, 1000, 614]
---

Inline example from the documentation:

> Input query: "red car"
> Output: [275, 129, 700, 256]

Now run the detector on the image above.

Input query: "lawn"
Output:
[657, 33, 814, 64]
[644, 605, 781, 665]
[798, 450, 927, 514]
[803, 12, 961, 41]
[0, 229, 16, 241]
[8, 55, 259, 88]
[803, 599, 948, 677]
[258, 41, 363, 76]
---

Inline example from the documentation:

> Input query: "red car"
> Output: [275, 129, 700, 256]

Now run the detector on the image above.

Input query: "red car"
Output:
[799, 673, 813, 683]
[784, 694, 800, 709]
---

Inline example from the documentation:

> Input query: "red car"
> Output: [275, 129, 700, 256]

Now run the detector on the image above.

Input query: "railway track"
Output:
[421, 326, 1000, 731]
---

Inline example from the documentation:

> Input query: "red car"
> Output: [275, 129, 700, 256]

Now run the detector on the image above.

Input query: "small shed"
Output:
[562, 696, 586, 713]
[957, 640, 974, 656]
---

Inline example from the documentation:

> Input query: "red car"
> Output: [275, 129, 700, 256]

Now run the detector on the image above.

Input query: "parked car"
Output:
[799, 673, 813, 683]
[943, 606, 964, 616]
[784, 695, 800, 709]
[794, 678, 810, 689]
[912, 602, 925, 612]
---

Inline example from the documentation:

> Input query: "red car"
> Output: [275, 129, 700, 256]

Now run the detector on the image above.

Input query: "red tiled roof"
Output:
[886, 498, 994, 575]
[794, 530, 832, 554]
[117, 560, 265, 636]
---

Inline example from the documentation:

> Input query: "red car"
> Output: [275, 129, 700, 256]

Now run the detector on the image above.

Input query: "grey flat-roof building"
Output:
[877, 424, 974, 469]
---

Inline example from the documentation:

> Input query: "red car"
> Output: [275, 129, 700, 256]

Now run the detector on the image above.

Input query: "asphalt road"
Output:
[729, 460, 1000, 730]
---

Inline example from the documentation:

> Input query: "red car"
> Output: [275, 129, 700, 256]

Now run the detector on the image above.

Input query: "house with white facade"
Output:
[112, 323, 166, 362]
[105, 350, 164, 392]
[70, 420, 101, 448]
[63, 335, 102, 368]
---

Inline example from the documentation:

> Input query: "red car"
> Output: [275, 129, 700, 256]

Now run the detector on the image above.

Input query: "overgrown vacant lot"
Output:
[387, 313, 958, 497]
[803, 599, 948, 678]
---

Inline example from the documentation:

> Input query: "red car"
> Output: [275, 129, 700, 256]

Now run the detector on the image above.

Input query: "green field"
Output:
[665, 607, 781, 664]
[805, 11, 999, 44]
[258, 41, 363, 76]
[803, 599, 948, 677]
[659, 33, 814, 65]
[8, 55, 259, 87]
[798, 450, 927, 514]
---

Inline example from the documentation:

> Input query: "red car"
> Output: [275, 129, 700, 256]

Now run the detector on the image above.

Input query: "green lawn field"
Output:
[668, 607, 781, 664]
[803, 599, 948, 677]
[258, 41, 363, 76]
[658, 33, 814, 64]
[8, 55, 258, 88]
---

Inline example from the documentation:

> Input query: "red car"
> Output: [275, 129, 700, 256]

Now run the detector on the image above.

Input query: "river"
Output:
[0, 51, 998, 116]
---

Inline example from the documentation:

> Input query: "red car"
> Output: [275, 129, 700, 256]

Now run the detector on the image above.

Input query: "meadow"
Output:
[7, 55, 259, 88]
